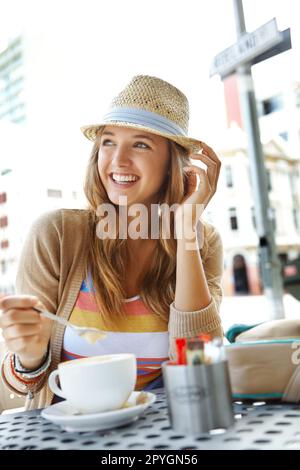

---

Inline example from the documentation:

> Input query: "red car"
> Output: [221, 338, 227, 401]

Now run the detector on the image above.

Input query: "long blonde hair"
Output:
[83, 129, 191, 328]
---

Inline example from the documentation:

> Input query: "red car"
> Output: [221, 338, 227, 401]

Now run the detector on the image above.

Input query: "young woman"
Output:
[0, 75, 223, 410]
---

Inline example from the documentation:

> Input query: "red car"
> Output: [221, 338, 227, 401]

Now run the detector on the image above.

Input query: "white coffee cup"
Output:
[48, 353, 137, 414]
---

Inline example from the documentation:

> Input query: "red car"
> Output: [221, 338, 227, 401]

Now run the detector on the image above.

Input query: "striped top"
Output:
[61, 277, 169, 391]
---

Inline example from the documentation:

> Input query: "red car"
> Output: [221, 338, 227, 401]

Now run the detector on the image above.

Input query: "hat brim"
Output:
[80, 121, 203, 155]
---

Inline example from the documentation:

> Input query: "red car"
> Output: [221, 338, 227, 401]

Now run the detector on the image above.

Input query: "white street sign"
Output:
[210, 18, 282, 77]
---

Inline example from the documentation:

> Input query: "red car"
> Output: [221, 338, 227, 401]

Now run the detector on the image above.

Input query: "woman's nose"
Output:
[111, 145, 131, 166]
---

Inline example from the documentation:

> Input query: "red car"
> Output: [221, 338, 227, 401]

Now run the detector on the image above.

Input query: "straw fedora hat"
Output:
[80, 75, 203, 155]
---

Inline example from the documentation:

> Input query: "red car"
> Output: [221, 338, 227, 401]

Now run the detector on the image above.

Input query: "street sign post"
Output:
[211, 0, 292, 320]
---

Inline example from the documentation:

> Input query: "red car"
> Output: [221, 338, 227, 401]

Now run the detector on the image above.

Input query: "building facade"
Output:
[205, 125, 300, 296]
[257, 80, 300, 157]
[0, 36, 26, 124]
[0, 123, 87, 294]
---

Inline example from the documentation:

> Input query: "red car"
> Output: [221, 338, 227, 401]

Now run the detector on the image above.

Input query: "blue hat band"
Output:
[103, 107, 187, 137]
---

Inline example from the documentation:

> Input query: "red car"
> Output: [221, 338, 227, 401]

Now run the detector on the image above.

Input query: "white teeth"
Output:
[112, 173, 138, 182]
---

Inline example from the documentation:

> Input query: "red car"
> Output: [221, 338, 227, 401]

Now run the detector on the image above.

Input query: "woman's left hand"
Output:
[175, 142, 221, 233]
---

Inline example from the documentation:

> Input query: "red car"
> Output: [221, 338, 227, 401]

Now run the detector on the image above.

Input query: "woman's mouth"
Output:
[109, 173, 140, 188]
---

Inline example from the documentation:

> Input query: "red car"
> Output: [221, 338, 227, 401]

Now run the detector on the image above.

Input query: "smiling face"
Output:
[97, 125, 170, 207]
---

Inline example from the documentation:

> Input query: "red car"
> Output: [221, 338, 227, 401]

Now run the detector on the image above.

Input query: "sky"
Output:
[0, 0, 299, 186]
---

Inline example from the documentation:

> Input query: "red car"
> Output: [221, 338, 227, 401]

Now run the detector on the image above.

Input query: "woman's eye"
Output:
[135, 142, 150, 149]
[102, 139, 150, 149]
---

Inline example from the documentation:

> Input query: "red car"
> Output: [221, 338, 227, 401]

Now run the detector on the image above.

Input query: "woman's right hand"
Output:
[0, 295, 53, 370]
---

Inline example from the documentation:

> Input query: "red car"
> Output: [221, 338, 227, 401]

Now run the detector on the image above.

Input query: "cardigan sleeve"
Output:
[15, 210, 62, 313]
[168, 222, 224, 361]
[1, 210, 62, 396]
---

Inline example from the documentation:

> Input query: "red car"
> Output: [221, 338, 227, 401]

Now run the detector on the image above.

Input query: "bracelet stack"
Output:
[13, 347, 52, 379]
[1, 348, 52, 400]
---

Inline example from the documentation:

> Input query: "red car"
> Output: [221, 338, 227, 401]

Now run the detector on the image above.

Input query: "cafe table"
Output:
[1, 388, 300, 450]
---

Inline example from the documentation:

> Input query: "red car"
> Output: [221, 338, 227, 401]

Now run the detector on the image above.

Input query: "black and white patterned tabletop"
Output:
[1, 389, 300, 450]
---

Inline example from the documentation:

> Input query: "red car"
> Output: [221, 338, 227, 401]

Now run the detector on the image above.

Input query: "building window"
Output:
[0, 216, 8, 228]
[262, 94, 283, 115]
[251, 207, 256, 229]
[295, 83, 300, 108]
[47, 189, 62, 198]
[279, 131, 288, 141]
[229, 207, 238, 231]
[270, 207, 277, 232]
[0, 240, 9, 249]
[1, 168, 12, 176]
[293, 208, 299, 231]
[225, 165, 233, 188]
[0, 260, 7, 274]
[0, 192, 7, 204]
[266, 170, 272, 191]
[289, 173, 296, 194]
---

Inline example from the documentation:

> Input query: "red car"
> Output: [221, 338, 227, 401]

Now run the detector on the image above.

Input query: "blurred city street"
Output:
[220, 293, 300, 335]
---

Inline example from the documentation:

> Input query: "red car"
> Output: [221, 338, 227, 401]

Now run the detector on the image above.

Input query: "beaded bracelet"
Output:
[13, 346, 52, 379]
[9, 354, 42, 386]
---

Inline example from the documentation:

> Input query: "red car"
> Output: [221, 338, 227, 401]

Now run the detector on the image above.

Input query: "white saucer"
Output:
[41, 391, 156, 432]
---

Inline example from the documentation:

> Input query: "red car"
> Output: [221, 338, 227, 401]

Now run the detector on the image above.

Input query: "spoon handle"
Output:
[32, 307, 69, 328]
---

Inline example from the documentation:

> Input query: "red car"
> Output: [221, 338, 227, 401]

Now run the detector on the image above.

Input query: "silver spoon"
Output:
[32, 307, 107, 344]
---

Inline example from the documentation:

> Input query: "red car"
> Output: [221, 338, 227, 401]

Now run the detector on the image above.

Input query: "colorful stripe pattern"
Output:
[61, 278, 169, 391]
